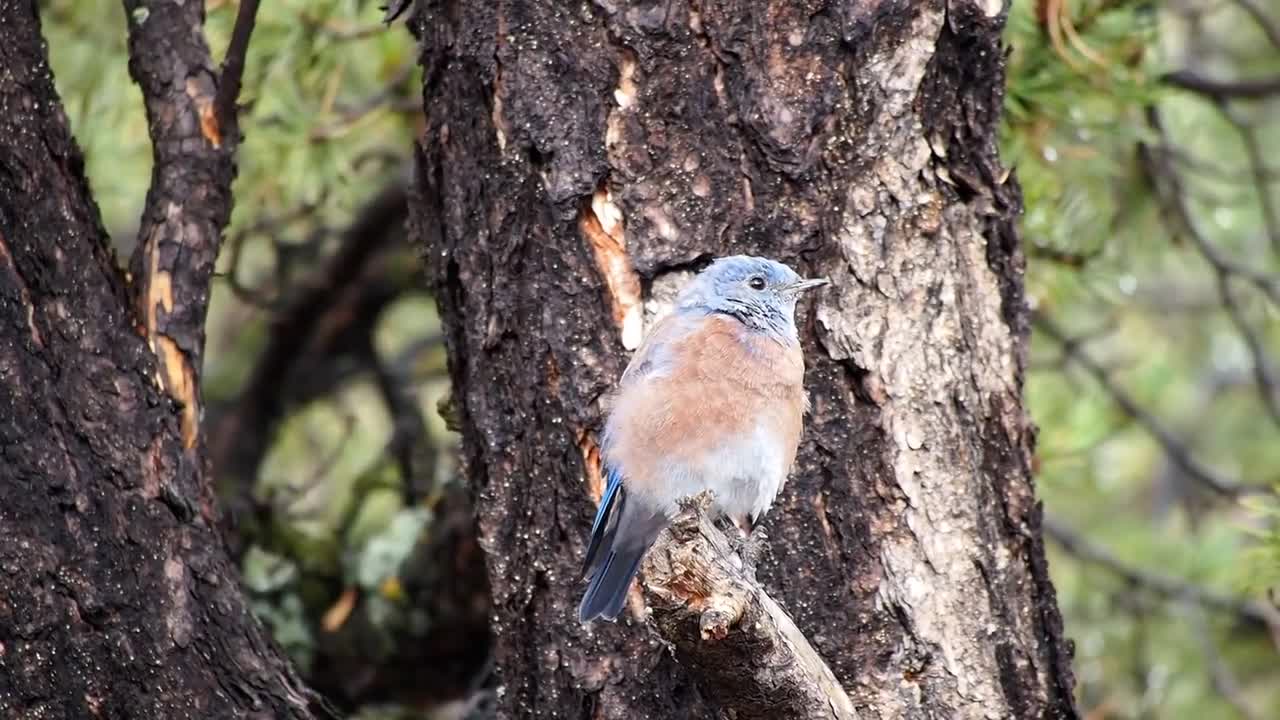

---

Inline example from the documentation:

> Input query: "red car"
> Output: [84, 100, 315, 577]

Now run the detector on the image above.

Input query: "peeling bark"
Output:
[412, 0, 1076, 718]
[0, 3, 317, 717]
[122, 0, 258, 521]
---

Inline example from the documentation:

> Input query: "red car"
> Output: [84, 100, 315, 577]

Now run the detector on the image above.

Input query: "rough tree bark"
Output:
[0, 2, 319, 717]
[411, 0, 1078, 718]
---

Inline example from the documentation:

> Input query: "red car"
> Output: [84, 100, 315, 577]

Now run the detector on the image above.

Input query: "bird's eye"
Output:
[748, 276, 766, 290]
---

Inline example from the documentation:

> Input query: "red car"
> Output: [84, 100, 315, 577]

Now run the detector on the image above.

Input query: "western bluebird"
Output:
[579, 255, 828, 623]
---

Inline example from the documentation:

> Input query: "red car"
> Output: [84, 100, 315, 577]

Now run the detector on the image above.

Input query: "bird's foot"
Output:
[738, 528, 768, 581]
[720, 515, 766, 581]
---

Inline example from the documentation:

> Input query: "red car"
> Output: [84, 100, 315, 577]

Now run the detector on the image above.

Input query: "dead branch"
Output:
[215, 0, 262, 124]
[642, 494, 859, 720]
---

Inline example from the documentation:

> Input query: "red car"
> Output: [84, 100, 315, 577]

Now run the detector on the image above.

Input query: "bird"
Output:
[578, 255, 829, 623]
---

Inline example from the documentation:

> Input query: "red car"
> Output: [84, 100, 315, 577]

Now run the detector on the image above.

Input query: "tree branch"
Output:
[1043, 517, 1278, 630]
[121, 0, 261, 495]
[1137, 109, 1280, 428]
[642, 494, 859, 720]
[1189, 608, 1264, 720]
[1035, 314, 1275, 498]
[1219, 105, 1280, 258]
[215, 0, 262, 125]
[1228, 0, 1280, 51]
[1163, 70, 1280, 99]
[1215, 273, 1280, 429]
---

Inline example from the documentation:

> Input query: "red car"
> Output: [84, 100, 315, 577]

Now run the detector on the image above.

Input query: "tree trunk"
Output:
[411, 0, 1078, 718]
[0, 4, 317, 717]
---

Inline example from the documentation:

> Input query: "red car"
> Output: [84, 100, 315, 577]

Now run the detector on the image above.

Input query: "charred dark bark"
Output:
[411, 0, 1077, 718]
[122, 0, 259, 489]
[0, 3, 318, 717]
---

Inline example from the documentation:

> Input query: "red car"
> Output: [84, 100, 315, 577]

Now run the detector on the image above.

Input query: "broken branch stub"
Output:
[642, 493, 859, 720]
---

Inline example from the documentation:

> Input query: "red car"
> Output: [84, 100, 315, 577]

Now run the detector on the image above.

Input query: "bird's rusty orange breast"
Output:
[608, 315, 807, 476]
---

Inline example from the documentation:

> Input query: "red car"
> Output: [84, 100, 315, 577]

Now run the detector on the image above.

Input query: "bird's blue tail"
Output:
[578, 542, 649, 622]
[579, 467, 660, 622]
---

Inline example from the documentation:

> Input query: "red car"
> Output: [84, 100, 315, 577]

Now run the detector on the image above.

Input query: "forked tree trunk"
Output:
[411, 0, 1078, 718]
[0, 4, 316, 717]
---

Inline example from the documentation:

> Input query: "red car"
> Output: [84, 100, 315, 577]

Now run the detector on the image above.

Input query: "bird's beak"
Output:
[787, 277, 831, 296]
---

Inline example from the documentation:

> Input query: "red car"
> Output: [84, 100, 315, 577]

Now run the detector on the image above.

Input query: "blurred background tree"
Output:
[37, 0, 1280, 717]
[1007, 0, 1280, 717]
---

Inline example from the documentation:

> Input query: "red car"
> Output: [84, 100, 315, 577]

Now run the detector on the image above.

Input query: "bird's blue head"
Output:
[677, 255, 829, 342]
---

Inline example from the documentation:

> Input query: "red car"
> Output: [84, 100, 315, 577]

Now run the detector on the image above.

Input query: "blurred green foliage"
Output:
[1007, 0, 1280, 717]
[38, 0, 1280, 717]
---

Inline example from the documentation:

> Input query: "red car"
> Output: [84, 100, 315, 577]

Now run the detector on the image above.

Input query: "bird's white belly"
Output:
[657, 421, 788, 522]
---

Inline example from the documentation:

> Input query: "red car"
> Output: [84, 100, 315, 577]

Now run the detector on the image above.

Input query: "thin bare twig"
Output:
[221, 200, 322, 310]
[1043, 516, 1277, 628]
[1143, 147, 1280, 305]
[1163, 69, 1280, 99]
[1139, 109, 1280, 428]
[1220, 105, 1280, 258]
[1159, 145, 1280, 187]
[1228, 0, 1280, 50]
[1188, 607, 1263, 720]
[1035, 313, 1274, 497]
[1215, 274, 1280, 428]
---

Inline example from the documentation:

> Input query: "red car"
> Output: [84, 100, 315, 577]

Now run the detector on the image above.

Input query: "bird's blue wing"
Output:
[581, 465, 624, 576]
